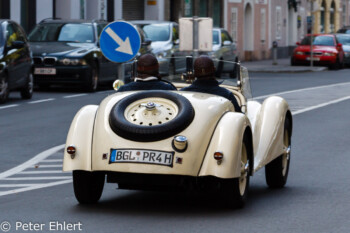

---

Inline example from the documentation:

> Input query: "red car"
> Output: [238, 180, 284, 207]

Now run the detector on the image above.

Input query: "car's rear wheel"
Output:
[265, 117, 291, 188]
[20, 73, 33, 99]
[0, 75, 9, 104]
[226, 135, 250, 208]
[84, 63, 98, 92]
[73, 170, 105, 204]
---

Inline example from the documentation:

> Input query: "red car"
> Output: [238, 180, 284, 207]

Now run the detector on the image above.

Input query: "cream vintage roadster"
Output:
[63, 57, 292, 208]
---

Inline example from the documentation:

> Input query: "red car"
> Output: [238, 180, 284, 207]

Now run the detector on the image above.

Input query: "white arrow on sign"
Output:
[105, 27, 133, 55]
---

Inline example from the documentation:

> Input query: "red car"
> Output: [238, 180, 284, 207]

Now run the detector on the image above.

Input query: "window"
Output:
[6, 24, 17, 47]
[213, 30, 220, 45]
[58, 24, 94, 43]
[142, 24, 170, 42]
[301, 35, 335, 46]
[221, 30, 233, 43]
[260, 8, 266, 42]
[13, 24, 27, 42]
[172, 25, 179, 42]
[276, 6, 282, 40]
[28, 23, 94, 43]
[184, 0, 193, 17]
[231, 8, 238, 42]
[97, 23, 107, 38]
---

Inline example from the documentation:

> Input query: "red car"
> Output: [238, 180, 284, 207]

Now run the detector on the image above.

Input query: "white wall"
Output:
[56, 0, 80, 19]
[70, 0, 81, 19]
[36, 0, 53, 23]
[86, 0, 99, 20]
[10, 0, 21, 24]
[144, 0, 164, 20]
[114, 0, 123, 20]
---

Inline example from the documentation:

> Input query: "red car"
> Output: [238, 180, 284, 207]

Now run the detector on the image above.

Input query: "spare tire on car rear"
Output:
[109, 90, 195, 142]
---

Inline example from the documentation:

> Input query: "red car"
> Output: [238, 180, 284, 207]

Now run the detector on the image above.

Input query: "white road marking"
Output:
[28, 98, 55, 104]
[97, 90, 115, 94]
[254, 81, 350, 100]
[0, 144, 65, 179]
[0, 104, 19, 109]
[35, 164, 62, 168]
[40, 159, 63, 163]
[293, 96, 350, 115]
[1, 177, 71, 181]
[63, 94, 88, 99]
[18, 170, 67, 174]
[0, 184, 39, 187]
[0, 180, 72, 197]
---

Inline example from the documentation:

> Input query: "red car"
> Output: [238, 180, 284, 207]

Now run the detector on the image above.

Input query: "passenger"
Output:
[181, 55, 241, 112]
[117, 54, 176, 92]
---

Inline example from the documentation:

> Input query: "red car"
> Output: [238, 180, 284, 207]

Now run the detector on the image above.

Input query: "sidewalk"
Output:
[241, 58, 328, 73]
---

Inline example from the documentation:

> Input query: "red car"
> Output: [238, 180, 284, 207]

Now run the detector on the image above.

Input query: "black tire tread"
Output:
[265, 117, 291, 188]
[109, 91, 195, 142]
[73, 170, 105, 204]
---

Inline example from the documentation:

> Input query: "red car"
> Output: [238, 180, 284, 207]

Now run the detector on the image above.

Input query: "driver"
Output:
[181, 55, 241, 112]
[117, 54, 176, 92]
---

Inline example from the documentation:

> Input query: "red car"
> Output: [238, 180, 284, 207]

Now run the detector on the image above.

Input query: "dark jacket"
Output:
[181, 79, 242, 112]
[117, 79, 176, 92]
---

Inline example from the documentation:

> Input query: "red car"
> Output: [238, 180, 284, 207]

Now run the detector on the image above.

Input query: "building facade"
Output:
[223, 0, 350, 61]
[0, 0, 169, 33]
[0, 0, 350, 61]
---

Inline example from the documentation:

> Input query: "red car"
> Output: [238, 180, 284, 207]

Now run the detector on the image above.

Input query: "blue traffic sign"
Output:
[100, 21, 141, 63]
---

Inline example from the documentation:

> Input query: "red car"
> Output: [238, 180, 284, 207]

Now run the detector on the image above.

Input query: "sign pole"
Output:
[117, 63, 125, 81]
[310, 0, 314, 67]
[193, 16, 199, 59]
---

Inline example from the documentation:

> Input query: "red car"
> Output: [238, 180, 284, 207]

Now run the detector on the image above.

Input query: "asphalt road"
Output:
[1, 70, 350, 233]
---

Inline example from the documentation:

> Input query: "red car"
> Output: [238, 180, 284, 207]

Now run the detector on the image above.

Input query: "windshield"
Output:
[337, 29, 350, 34]
[300, 35, 335, 46]
[0, 26, 3, 46]
[28, 23, 94, 43]
[213, 30, 220, 45]
[336, 35, 350, 45]
[142, 24, 170, 42]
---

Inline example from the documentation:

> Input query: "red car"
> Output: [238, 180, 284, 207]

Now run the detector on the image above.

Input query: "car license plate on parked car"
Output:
[306, 57, 320, 61]
[110, 149, 174, 167]
[34, 68, 56, 75]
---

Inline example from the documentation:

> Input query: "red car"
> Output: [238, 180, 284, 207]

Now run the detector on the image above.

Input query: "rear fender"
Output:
[198, 112, 251, 179]
[63, 105, 98, 171]
[251, 96, 291, 171]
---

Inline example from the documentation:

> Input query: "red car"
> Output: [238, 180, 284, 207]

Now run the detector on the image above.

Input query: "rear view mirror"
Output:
[296, 42, 300, 46]
[173, 39, 180, 45]
[113, 80, 125, 90]
[223, 40, 232, 46]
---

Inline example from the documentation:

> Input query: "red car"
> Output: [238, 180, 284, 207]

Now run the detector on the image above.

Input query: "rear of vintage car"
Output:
[63, 87, 253, 197]
[63, 58, 255, 206]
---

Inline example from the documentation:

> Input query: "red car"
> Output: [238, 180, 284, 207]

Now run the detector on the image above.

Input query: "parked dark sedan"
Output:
[28, 19, 119, 91]
[0, 20, 33, 104]
[335, 34, 350, 66]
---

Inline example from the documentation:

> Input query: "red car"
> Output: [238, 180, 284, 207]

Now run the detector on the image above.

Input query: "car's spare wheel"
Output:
[109, 91, 195, 142]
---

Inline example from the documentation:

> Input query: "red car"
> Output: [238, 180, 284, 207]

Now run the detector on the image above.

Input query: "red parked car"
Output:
[291, 34, 344, 69]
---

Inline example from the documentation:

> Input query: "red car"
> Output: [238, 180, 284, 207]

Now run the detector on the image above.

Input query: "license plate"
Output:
[34, 68, 56, 75]
[110, 149, 174, 167]
[306, 57, 320, 61]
